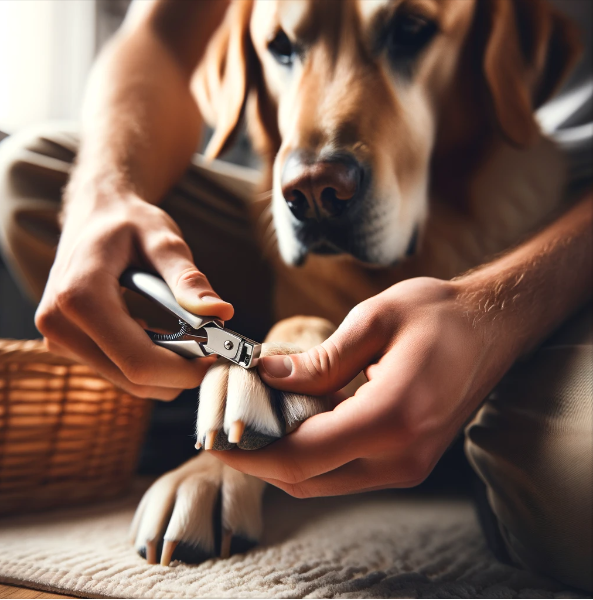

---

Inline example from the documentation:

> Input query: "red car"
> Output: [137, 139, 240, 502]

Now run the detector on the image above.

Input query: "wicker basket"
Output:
[0, 339, 152, 514]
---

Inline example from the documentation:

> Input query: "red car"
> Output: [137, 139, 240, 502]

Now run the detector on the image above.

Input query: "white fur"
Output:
[196, 360, 229, 445]
[198, 342, 326, 443]
[224, 365, 283, 438]
[221, 467, 266, 541]
[131, 452, 265, 557]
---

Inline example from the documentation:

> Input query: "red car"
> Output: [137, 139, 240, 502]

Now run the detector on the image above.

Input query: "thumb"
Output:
[258, 315, 383, 396]
[145, 237, 234, 321]
[170, 267, 234, 321]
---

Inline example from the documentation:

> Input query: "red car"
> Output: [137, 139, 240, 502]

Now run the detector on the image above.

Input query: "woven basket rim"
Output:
[0, 338, 79, 366]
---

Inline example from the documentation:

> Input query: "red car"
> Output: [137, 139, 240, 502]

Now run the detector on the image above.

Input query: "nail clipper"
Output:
[120, 268, 261, 369]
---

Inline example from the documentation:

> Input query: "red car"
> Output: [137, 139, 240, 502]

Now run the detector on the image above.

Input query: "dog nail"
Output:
[228, 420, 245, 444]
[160, 540, 179, 566]
[261, 355, 293, 378]
[220, 529, 233, 559]
[205, 430, 217, 450]
[146, 540, 158, 565]
[195, 441, 202, 450]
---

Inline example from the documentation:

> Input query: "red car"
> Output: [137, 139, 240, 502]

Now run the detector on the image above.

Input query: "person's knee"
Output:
[0, 121, 80, 300]
[466, 310, 593, 591]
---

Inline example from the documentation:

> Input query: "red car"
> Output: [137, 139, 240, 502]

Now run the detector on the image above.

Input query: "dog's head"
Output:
[194, 0, 579, 266]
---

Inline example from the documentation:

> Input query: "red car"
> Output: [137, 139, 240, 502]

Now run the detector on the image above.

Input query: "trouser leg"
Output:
[0, 122, 273, 340]
[465, 307, 593, 591]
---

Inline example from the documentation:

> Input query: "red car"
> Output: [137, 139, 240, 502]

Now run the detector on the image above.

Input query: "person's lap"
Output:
[466, 306, 593, 591]
[1, 122, 591, 591]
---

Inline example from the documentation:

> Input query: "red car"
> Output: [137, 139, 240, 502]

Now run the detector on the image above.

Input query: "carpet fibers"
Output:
[0, 480, 585, 599]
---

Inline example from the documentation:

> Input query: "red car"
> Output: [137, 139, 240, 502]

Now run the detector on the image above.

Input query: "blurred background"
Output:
[0, 0, 129, 339]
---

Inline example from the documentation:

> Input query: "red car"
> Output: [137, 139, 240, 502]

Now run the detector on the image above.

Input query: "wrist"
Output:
[451, 272, 524, 369]
[62, 170, 143, 223]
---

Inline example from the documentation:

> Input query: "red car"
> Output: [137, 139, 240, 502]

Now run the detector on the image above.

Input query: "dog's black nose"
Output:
[281, 153, 364, 220]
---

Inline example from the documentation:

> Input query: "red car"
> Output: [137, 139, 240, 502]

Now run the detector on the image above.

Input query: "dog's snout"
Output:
[281, 153, 364, 220]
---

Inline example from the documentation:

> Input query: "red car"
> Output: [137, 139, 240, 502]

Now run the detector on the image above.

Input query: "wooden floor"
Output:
[0, 584, 75, 599]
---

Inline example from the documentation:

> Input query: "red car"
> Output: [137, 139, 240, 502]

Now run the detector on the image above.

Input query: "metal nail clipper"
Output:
[120, 268, 261, 368]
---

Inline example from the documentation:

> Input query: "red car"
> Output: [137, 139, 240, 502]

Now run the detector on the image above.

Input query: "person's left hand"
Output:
[211, 277, 516, 497]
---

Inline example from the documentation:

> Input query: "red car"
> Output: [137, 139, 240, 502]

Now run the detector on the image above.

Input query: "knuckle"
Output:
[150, 387, 180, 402]
[283, 482, 311, 499]
[120, 357, 151, 385]
[34, 304, 60, 337]
[400, 453, 433, 486]
[176, 268, 210, 291]
[149, 233, 188, 257]
[129, 385, 159, 400]
[341, 298, 388, 341]
[303, 343, 336, 380]
[55, 280, 91, 316]
[106, 218, 134, 239]
[278, 456, 307, 486]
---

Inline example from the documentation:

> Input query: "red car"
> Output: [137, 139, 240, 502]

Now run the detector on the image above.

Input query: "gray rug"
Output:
[0, 480, 585, 599]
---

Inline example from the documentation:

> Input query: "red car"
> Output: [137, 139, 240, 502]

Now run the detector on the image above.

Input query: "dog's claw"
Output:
[161, 540, 179, 566]
[220, 528, 233, 559]
[228, 420, 245, 444]
[146, 540, 158, 565]
[205, 430, 217, 450]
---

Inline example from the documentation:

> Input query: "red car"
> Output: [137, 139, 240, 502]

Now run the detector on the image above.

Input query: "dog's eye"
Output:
[268, 30, 295, 66]
[388, 13, 437, 62]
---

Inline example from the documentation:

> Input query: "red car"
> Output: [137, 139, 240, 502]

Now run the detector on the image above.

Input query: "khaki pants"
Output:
[1, 123, 591, 592]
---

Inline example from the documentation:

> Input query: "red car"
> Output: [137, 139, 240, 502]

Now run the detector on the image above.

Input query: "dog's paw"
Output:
[196, 342, 330, 450]
[130, 452, 265, 566]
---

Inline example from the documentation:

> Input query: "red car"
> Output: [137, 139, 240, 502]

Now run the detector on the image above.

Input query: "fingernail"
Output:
[199, 295, 224, 303]
[261, 355, 293, 378]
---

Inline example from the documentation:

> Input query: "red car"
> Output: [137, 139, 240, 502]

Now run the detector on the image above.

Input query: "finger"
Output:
[212, 372, 401, 481]
[214, 349, 423, 482]
[261, 454, 430, 498]
[59, 271, 214, 389]
[257, 308, 386, 395]
[140, 232, 234, 321]
[41, 315, 186, 400]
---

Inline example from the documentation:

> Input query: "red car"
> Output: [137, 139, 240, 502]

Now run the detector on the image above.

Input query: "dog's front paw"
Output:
[131, 452, 265, 566]
[196, 343, 330, 450]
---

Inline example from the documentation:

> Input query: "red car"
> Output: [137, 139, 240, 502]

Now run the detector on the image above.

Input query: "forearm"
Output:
[65, 0, 228, 214]
[457, 194, 593, 359]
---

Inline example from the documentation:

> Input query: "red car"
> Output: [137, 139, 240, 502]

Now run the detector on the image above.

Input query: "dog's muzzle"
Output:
[279, 151, 374, 261]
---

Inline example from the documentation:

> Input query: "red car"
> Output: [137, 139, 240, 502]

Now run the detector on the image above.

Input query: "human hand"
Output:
[212, 277, 516, 496]
[36, 192, 233, 400]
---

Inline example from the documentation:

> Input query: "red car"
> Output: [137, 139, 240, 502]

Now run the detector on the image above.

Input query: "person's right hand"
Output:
[35, 192, 233, 400]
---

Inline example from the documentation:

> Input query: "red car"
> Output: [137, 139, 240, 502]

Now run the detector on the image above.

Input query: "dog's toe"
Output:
[225, 363, 284, 448]
[196, 343, 331, 450]
[131, 452, 265, 566]
[197, 360, 232, 450]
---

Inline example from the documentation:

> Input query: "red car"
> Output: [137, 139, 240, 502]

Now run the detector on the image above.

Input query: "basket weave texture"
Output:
[0, 339, 152, 514]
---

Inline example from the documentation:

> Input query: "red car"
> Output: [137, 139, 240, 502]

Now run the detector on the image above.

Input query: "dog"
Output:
[129, 0, 580, 566]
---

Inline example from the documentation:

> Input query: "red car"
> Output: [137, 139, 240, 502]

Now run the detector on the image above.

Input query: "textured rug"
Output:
[0, 480, 585, 599]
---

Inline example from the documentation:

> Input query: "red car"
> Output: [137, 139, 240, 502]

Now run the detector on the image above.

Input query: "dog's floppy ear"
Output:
[194, 0, 254, 159]
[483, 0, 582, 148]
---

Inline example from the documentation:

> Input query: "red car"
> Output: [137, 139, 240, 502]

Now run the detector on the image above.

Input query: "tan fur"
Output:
[194, 0, 581, 325]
